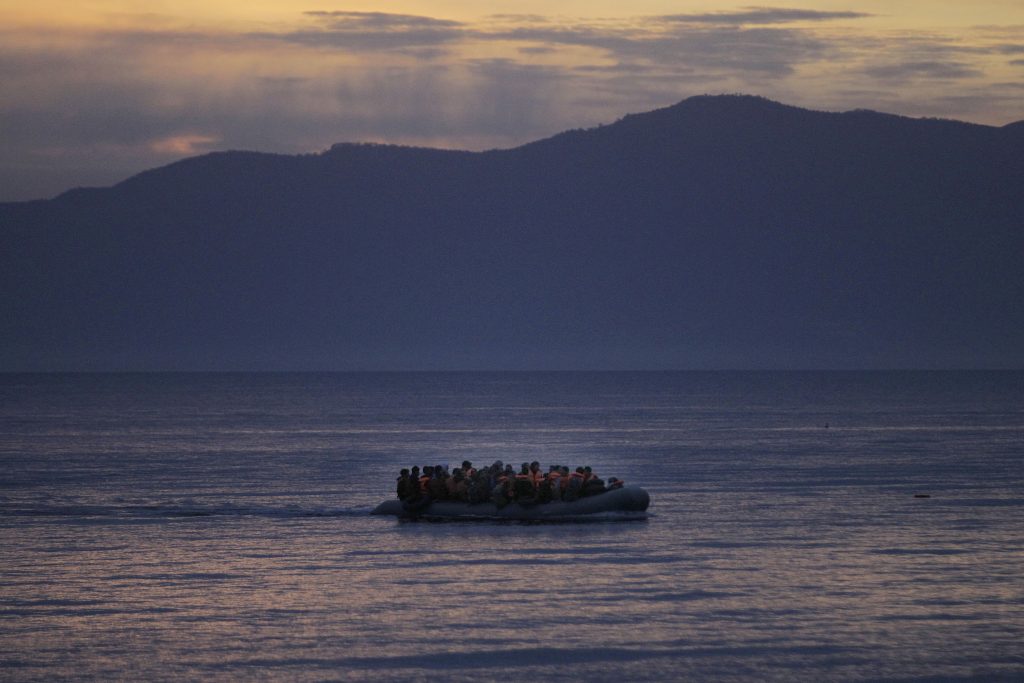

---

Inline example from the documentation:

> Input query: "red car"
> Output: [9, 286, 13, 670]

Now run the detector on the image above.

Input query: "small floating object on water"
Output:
[913, 494, 931, 498]
[372, 486, 651, 520]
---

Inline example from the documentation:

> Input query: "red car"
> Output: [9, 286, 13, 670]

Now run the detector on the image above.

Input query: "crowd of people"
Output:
[396, 460, 625, 508]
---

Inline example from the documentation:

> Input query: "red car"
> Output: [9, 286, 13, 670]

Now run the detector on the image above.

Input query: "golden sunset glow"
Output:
[1, 1, 1022, 200]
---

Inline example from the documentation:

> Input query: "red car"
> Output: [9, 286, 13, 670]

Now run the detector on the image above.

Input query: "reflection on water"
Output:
[1, 372, 1022, 681]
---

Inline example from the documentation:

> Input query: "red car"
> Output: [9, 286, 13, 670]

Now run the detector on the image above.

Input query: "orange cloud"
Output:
[149, 134, 221, 156]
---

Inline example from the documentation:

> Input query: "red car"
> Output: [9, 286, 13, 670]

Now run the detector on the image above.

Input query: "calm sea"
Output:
[1, 372, 1022, 681]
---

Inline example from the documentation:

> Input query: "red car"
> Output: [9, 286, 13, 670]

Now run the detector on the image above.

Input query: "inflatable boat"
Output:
[371, 486, 650, 520]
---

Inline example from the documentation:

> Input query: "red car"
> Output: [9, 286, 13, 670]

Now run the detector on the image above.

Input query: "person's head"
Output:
[462, 460, 472, 470]
[576, 467, 585, 474]
[520, 464, 530, 474]
[424, 466, 434, 477]
[400, 468, 409, 477]
[411, 466, 420, 475]
[530, 461, 540, 472]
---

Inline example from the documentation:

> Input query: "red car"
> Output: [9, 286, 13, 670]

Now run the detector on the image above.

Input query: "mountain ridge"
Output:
[13, 94, 1019, 206]
[1, 95, 1022, 371]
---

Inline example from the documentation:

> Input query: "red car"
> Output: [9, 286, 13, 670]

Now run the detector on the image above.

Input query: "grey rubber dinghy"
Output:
[371, 486, 650, 520]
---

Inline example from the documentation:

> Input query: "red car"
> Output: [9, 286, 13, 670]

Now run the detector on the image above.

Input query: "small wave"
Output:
[1, 502, 373, 520]
[403, 510, 650, 524]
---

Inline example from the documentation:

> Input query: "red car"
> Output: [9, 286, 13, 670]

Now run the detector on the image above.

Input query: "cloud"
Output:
[303, 11, 461, 28]
[248, 11, 848, 79]
[149, 134, 220, 155]
[2, 8, 1022, 201]
[254, 11, 466, 52]
[484, 23, 835, 79]
[518, 46, 557, 55]
[863, 60, 985, 81]
[657, 7, 872, 25]
[486, 15, 553, 24]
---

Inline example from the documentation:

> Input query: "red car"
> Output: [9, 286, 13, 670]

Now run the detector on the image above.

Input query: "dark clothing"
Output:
[582, 477, 607, 497]
[397, 475, 418, 500]
[537, 478, 555, 503]
[428, 476, 448, 501]
[467, 477, 489, 504]
[563, 475, 584, 501]
[513, 475, 536, 504]
[492, 482, 510, 508]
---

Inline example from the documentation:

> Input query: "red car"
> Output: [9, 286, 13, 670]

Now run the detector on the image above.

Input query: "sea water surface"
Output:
[1, 371, 1022, 681]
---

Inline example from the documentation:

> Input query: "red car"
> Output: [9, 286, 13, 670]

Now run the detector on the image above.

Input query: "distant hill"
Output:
[1, 95, 1022, 370]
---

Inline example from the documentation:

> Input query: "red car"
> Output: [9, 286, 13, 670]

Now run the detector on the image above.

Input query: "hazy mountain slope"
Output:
[2, 95, 1022, 370]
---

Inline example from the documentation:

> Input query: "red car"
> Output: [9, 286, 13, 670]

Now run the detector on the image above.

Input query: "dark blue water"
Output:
[2, 372, 1022, 681]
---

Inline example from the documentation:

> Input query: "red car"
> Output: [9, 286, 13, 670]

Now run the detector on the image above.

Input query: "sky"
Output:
[2, 1, 1022, 201]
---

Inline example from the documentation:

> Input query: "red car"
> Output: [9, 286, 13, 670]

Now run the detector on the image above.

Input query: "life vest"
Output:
[528, 470, 543, 486]
[418, 475, 431, 493]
